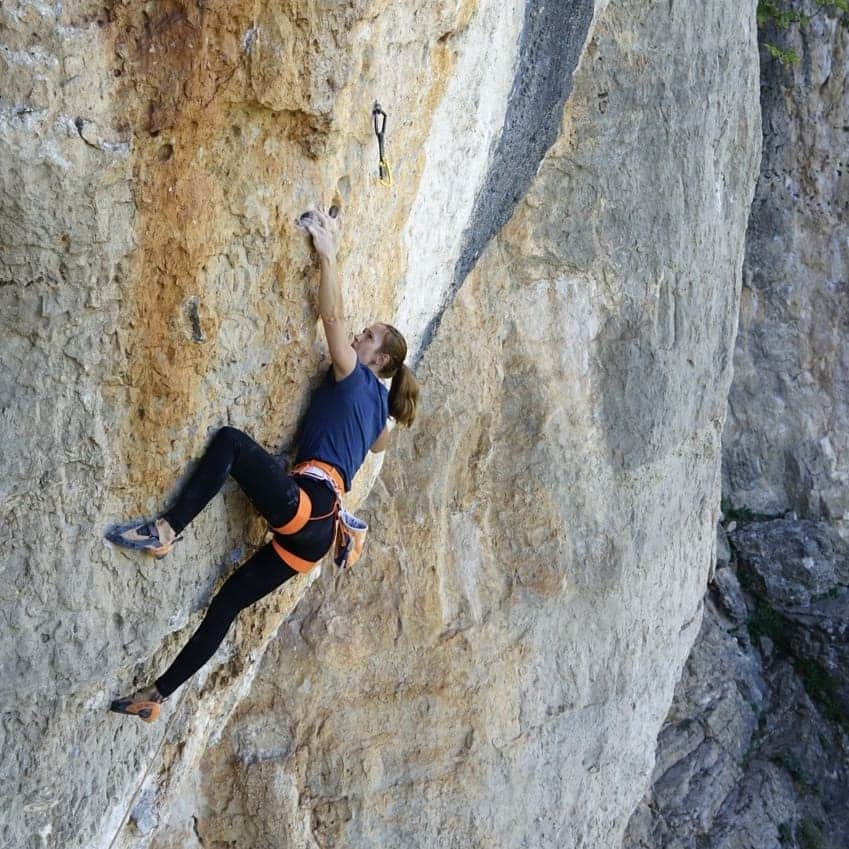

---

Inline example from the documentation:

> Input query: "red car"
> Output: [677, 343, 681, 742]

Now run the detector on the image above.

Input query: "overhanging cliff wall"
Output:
[0, 1, 760, 848]
[183, 2, 760, 847]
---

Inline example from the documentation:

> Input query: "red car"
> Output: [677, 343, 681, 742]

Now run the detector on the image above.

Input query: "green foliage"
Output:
[744, 600, 849, 732]
[757, 0, 809, 30]
[778, 821, 793, 847]
[735, 563, 755, 593]
[746, 600, 784, 644]
[770, 752, 815, 785]
[765, 42, 801, 63]
[720, 498, 781, 524]
[810, 584, 844, 602]
[796, 817, 825, 849]
[797, 656, 849, 733]
[757, 0, 849, 65]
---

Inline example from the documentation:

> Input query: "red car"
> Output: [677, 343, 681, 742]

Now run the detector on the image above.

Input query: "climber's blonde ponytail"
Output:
[378, 323, 420, 427]
[388, 362, 419, 427]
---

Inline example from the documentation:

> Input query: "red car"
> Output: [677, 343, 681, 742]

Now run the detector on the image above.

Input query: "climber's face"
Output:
[352, 323, 389, 371]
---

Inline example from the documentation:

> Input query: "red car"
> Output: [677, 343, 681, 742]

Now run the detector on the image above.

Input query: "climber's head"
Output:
[352, 324, 390, 372]
[352, 322, 419, 426]
[373, 323, 406, 379]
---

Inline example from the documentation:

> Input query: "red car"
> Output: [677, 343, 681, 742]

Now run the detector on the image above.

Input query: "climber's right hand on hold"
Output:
[297, 205, 341, 263]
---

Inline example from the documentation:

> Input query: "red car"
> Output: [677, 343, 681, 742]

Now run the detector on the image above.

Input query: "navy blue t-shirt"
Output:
[295, 362, 389, 491]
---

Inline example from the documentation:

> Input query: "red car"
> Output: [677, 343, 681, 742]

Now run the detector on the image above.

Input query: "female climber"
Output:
[107, 206, 419, 722]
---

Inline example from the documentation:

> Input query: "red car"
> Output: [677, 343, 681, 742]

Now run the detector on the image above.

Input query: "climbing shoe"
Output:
[105, 519, 179, 559]
[109, 697, 162, 723]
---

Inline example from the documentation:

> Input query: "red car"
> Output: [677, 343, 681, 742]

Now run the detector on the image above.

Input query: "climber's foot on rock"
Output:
[110, 686, 164, 723]
[105, 518, 178, 558]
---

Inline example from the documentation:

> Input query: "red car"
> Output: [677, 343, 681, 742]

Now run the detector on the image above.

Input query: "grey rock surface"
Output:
[626, 7, 849, 847]
[623, 520, 849, 849]
[722, 3, 849, 521]
[716, 524, 732, 571]
[181, 2, 762, 848]
[729, 518, 849, 608]
[417, 0, 596, 355]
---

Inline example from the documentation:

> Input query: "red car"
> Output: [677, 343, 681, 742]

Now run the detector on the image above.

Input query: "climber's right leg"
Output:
[161, 426, 299, 535]
[107, 427, 298, 555]
[110, 543, 297, 720]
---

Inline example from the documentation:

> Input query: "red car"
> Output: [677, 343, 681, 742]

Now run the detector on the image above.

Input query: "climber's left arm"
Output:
[301, 208, 356, 381]
[370, 424, 390, 453]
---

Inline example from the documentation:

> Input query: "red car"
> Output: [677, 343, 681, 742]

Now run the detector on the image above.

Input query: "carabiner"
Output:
[373, 102, 387, 144]
[372, 102, 392, 188]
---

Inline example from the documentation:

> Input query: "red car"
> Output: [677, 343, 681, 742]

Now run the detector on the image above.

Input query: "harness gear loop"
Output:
[372, 102, 393, 188]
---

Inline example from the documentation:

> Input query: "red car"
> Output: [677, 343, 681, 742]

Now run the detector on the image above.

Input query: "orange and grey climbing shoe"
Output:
[110, 696, 162, 723]
[105, 519, 180, 560]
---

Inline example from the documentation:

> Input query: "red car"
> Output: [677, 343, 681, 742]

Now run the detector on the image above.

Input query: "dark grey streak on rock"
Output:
[412, 0, 595, 367]
[185, 296, 205, 343]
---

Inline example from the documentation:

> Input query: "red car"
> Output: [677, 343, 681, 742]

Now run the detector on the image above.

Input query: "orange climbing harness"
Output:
[270, 460, 368, 573]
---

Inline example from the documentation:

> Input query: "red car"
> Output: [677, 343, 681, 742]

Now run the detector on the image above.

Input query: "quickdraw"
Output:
[372, 101, 393, 188]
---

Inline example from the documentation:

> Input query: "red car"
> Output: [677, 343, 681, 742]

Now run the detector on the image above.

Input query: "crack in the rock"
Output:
[412, 0, 595, 368]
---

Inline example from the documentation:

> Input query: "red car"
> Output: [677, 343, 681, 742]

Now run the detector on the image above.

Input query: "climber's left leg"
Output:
[110, 543, 296, 721]
[106, 426, 298, 557]
[154, 543, 296, 698]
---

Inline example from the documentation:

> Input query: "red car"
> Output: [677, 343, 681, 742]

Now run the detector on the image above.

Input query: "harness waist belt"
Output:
[291, 459, 345, 497]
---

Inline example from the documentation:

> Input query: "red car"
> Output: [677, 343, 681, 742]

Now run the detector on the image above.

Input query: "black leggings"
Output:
[154, 426, 336, 699]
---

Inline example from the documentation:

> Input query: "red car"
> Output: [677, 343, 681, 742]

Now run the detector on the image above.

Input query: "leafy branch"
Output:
[757, 0, 849, 64]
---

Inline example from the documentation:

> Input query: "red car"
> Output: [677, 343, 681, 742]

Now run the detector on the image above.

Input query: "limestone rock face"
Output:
[191, 2, 759, 847]
[722, 3, 849, 521]
[0, 1, 760, 848]
[623, 520, 849, 849]
[730, 518, 848, 608]
[624, 8, 849, 847]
